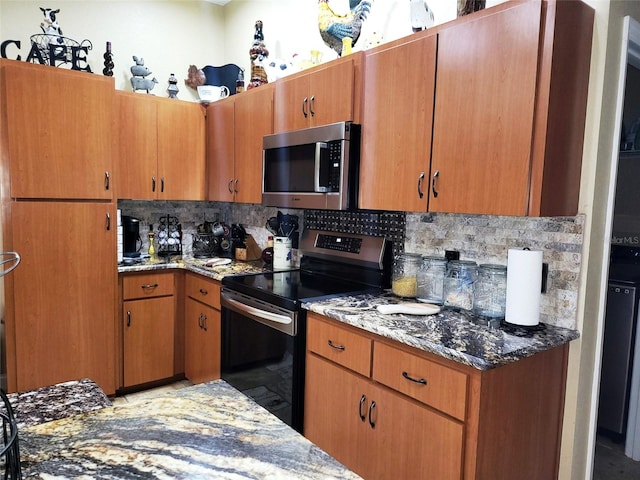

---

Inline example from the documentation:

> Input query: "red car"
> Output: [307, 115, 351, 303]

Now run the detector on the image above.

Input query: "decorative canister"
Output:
[273, 236, 293, 269]
[392, 253, 421, 298]
[444, 260, 478, 310]
[416, 256, 447, 305]
[473, 264, 508, 318]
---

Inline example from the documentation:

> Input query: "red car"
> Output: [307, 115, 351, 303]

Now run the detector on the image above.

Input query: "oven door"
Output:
[220, 288, 306, 433]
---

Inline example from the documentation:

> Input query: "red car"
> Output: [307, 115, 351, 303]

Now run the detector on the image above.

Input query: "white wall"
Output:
[0, 0, 227, 101]
[0, 0, 501, 100]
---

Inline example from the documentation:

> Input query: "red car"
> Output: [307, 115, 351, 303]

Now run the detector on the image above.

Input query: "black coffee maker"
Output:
[122, 216, 142, 257]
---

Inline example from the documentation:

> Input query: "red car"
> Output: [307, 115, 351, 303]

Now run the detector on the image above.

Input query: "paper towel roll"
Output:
[505, 248, 543, 326]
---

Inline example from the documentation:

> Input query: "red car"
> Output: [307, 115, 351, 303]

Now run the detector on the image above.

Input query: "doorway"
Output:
[593, 15, 640, 480]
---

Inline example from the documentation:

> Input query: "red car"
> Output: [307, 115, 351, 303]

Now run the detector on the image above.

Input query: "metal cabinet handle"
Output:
[228, 179, 234, 193]
[127, 310, 131, 327]
[106, 212, 111, 231]
[359, 394, 367, 422]
[141, 283, 159, 290]
[431, 170, 439, 198]
[302, 97, 308, 118]
[198, 313, 203, 329]
[152, 176, 156, 192]
[309, 95, 315, 117]
[417, 172, 425, 199]
[234, 179, 239, 193]
[368, 401, 376, 429]
[104, 171, 110, 190]
[199, 288, 208, 296]
[161, 177, 165, 193]
[202, 313, 207, 332]
[327, 340, 346, 351]
[402, 371, 427, 385]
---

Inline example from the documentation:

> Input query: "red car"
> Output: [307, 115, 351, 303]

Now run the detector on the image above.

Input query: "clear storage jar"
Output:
[444, 260, 478, 310]
[416, 256, 447, 305]
[392, 253, 421, 298]
[473, 264, 507, 318]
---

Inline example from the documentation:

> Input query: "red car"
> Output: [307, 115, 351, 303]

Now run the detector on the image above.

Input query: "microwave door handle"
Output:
[314, 142, 329, 192]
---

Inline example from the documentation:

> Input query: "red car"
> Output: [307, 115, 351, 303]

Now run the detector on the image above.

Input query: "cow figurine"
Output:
[130, 55, 158, 93]
[40, 7, 64, 45]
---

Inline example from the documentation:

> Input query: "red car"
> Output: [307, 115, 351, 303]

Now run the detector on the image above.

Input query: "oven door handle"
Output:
[222, 294, 293, 325]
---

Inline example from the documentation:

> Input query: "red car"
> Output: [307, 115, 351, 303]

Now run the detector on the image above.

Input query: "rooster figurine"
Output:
[318, 0, 372, 56]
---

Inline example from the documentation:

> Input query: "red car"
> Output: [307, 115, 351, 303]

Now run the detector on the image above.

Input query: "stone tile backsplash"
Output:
[405, 213, 584, 329]
[119, 200, 584, 329]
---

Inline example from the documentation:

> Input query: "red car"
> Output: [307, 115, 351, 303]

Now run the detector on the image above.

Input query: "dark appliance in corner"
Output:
[220, 229, 391, 433]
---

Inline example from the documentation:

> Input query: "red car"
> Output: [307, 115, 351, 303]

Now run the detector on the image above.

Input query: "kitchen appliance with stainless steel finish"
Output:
[262, 121, 361, 210]
[220, 229, 391, 433]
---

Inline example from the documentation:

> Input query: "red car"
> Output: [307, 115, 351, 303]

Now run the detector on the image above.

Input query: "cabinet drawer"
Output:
[372, 342, 468, 421]
[122, 273, 174, 300]
[307, 314, 371, 377]
[185, 274, 221, 309]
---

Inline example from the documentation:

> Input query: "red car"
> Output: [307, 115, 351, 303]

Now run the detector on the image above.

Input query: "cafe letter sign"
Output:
[1, 39, 92, 72]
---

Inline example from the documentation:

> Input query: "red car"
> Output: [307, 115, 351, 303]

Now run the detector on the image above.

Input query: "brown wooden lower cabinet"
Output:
[121, 273, 176, 388]
[184, 273, 221, 384]
[304, 312, 568, 480]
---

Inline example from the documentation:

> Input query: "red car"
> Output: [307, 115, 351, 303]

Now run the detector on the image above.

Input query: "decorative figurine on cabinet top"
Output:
[130, 56, 158, 93]
[409, 0, 435, 32]
[247, 20, 269, 90]
[318, 0, 371, 57]
[167, 73, 179, 98]
[103, 41, 114, 77]
[457, 0, 486, 17]
[185, 65, 206, 89]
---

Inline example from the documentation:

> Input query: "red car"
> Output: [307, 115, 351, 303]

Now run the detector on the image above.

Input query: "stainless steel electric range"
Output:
[220, 229, 392, 433]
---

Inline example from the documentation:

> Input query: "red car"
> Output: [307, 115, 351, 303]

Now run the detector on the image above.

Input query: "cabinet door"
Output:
[234, 85, 273, 204]
[206, 97, 236, 202]
[304, 354, 370, 475]
[10, 201, 117, 394]
[273, 73, 311, 133]
[368, 381, 464, 480]
[308, 58, 354, 128]
[157, 99, 206, 200]
[429, 1, 541, 215]
[115, 92, 158, 199]
[123, 296, 175, 387]
[184, 298, 221, 384]
[3, 62, 114, 200]
[359, 35, 436, 211]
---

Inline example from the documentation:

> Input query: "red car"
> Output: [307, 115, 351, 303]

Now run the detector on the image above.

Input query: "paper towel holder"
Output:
[521, 248, 548, 293]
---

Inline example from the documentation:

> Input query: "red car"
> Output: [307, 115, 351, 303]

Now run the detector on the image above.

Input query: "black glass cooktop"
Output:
[222, 269, 381, 311]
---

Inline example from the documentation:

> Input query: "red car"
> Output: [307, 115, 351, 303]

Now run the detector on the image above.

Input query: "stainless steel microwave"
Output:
[262, 121, 361, 210]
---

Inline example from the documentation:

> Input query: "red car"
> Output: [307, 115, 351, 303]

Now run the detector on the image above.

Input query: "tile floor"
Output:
[594, 433, 640, 479]
[111, 380, 193, 406]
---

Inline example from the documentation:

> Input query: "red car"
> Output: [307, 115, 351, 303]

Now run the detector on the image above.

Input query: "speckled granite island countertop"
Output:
[19, 380, 362, 480]
[118, 257, 267, 281]
[302, 293, 579, 370]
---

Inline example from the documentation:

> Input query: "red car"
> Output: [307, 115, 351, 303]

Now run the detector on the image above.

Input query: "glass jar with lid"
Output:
[392, 253, 421, 298]
[416, 256, 447, 305]
[473, 264, 507, 318]
[444, 260, 478, 310]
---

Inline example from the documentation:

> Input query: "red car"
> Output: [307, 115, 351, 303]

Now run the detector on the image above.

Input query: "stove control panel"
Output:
[316, 234, 362, 254]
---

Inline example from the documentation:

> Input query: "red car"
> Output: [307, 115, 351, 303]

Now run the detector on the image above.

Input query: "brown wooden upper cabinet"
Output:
[1, 60, 114, 200]
[207, 84, 273, 203]
[359, 34, 437, 212]
[273, 53, 361, 133]
[359, 0, 594, 216]
[116, 92, 206, 201]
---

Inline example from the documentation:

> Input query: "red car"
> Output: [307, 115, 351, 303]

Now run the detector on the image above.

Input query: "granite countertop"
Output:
[19, 380, 362, 480]
[7, 378, 111, 429]
[118, 256, 267, 281]
[302, 292, 579, 371]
